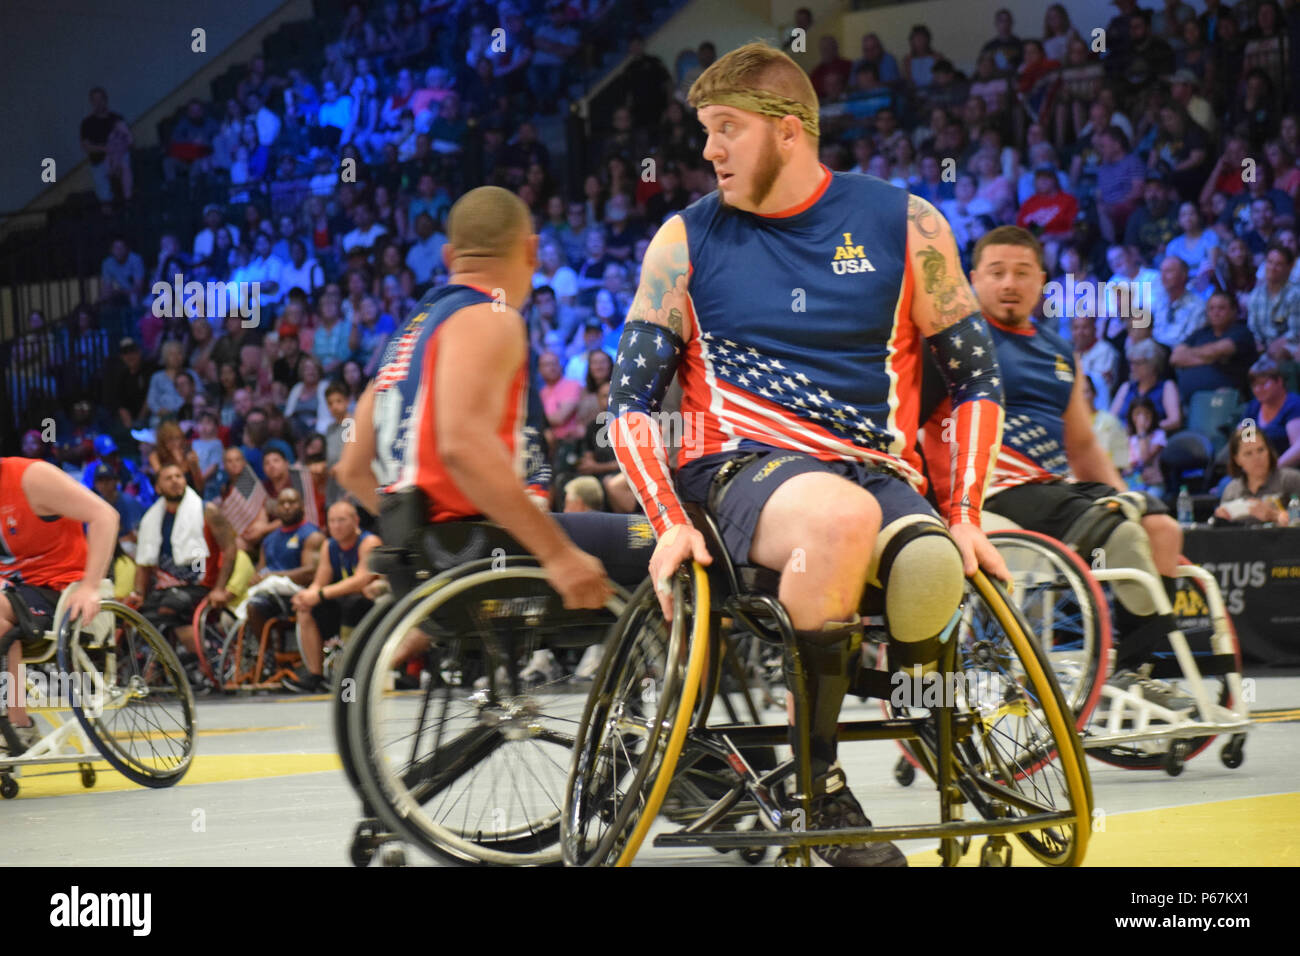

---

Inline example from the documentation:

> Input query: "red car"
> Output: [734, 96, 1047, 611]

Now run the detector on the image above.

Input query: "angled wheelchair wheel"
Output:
[191, 598, 237, 690]
[333, 595, 397, 793]
[989, 531, 1110, 725]
[57, 602, 197, 788]
[892, 572, 1092, 866]
[218, 621, 277, 690]
[563, 564, 711, 867]
[350, 561, 627, 866]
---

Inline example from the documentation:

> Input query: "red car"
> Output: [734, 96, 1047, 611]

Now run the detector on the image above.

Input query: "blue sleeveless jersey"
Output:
[327, 530, 374, 583]
[673, 167, 926, 487]
[986, 317, 1076, 490]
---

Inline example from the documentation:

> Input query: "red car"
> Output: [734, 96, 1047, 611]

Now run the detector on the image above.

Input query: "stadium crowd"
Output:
[7, 0, 1300, 686]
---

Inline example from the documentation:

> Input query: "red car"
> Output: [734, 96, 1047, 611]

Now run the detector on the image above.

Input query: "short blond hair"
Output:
[445, 186, 533, 262]
[688, 42, 819, 144]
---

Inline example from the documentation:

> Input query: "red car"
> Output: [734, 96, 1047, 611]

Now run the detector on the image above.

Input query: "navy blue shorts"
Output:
[676, 446, 940, 567]
[985, 480, 1169, 542]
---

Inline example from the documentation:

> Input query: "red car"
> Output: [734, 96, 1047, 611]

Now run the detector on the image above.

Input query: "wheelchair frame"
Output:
[1, 582, 196, 799]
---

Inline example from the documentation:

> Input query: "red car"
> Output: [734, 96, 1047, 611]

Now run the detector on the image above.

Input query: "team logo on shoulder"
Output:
[832, 232, 876, 275]
[1053, 354, 1075, 383]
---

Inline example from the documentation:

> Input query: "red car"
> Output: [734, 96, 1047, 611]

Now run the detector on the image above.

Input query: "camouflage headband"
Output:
[693, 88, 820, 138]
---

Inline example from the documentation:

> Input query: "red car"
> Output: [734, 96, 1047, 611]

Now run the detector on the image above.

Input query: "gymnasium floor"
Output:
[2, 675, 1297, 867]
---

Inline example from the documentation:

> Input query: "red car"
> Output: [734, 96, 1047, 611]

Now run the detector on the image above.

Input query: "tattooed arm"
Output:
[608, 214, 711, 616]
[906, 195, 1009, 579]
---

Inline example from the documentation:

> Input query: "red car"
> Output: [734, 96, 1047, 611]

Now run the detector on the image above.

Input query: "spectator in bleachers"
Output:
[149, 420, 203, 492]
[194, 205, 239, 258]
[80, 87, 132, 206]
[1217, 235, 1259, 313]
[1151, 255, 1207, 349]
[1248, 244, 1300, 360]
[902, 24, 945, 89]
[1199, 0, 1233, 44]
[1242, 0, 1290, 93]
[237, 487, 325, 655]
[1214, 427, 1300, 524]
[1102, 244, 1160, 344]
[1096, 126, 1148, 243]
[1016, 164, 1078, 268]
[810, 34, 852, 101]
[850, 32, 900, 87]
[351, 297, 395, 377]
[100, 236, 146, 309]
[980, 8, 1023, 73]
[1126, 172, 1180, 263]
[312, 287, 352, 376]
[677, 40, 716, 102]
[1119, 10, 1177, 100]
[533, 238, 578, 308]
[286, 500, 379, 692]
[1167, 200, 1220, 278]
[192, 410, 223, 488]
[1153, 0, 1197, 41]
[1112, 337, 1183, 433]
[280, 238, 325, 299]
[405, 212, 446, 285]
[1081, 375, 1130, 471]
[322, 383, 350, 466]
[164, 99, 218, 182]
[1123, 396, 1168, 496]
[539, 348, 583, 456]
[575, 228, 613, 293]
[1241, 356, 1300, 467]
[1073, 313, 1122, 410]
[941, 175, 994, 252]
[285, 355, 331, 435]
[93, 464, 145, 554]
[967, 52, 1009, 119]
[145, 341, 189, 426]
[1015, 40, 1060, 131]
[1171, 290, 1259, 401]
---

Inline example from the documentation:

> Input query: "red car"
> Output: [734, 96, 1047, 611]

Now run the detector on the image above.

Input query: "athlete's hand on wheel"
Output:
[948, 522, 1010, 584]
[648, 524, 712, 622]
[65, 581, 102, 626]
[544, 545, 612, 610]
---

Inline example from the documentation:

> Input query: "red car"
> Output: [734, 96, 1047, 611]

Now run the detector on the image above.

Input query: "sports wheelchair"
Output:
[561, 503, 1094, 867]
[977, 495, 1250, 777]
[335, 517, 637, 867]
[0, 580, 196, 799]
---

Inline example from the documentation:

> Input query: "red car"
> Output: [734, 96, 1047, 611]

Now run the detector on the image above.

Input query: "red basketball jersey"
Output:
[0, 457, 89, 590]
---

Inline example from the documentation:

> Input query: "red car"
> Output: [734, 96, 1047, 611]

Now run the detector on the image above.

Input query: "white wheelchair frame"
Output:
[0, 581, 117, 794]
[985, 498, 1252, 765]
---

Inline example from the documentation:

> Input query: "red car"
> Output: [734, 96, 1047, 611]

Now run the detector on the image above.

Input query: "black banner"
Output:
[1180, 527, 1300, 666]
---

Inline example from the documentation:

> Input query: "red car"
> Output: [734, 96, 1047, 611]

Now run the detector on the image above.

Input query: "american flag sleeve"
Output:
[924, 313, 1005, 527]
[608, 319, 689, 536]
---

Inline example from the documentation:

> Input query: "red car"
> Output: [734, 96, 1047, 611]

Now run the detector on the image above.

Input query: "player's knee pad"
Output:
[879, 521, 965, 673]
[1063, 503, 1160, 616]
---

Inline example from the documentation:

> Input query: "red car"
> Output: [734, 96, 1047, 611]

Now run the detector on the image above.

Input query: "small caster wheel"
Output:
[1163, 740, 1190, 777]
[1220, 734, 1246, 769]
[938, 838, 962, 867]
[738, 846, 768, 865]
[1, 776, 18, 799]
[979, 840, 1012, 867]
[381, 845, 407, 867]
[350, 821, 379, 867]
[79, 764, 96, 789]
[894, 756, 916, 787]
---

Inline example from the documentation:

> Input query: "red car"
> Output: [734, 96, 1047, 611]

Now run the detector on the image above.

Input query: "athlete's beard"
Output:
[281, 508, 304, 527]
[162, 489, 185, 504]
[719, 129, 784, 211]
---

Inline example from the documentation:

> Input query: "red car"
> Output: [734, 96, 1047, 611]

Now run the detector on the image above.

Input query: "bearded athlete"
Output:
[608, 42, 1009, 867]
[1, 458, 119, 754]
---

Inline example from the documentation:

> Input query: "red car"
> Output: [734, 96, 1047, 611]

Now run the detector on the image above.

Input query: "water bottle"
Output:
[1176, 485, 1193, 526]
[1288, 496, 1300, 525]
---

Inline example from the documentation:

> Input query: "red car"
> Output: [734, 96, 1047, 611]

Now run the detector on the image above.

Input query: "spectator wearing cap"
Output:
[1151, 256, 1207, 350]
[104, 337, 152, 433]
[1248, 244, 1300, 361]
[1171, 290, 1259, 401]
[81, 434, 152, 508]
[93, 464, 146, 552]
[1124, 172, 1179, 263]
[1164, 68, 1215, 138]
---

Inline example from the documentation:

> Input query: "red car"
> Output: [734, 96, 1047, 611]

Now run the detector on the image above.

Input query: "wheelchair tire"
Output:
[893, 572, 1093, 867]
[563, 565, 711, 867]
[58, 602, 196, 789]
[350, 563, 627, 866]
[988, 531, 1111, 725]
[218, 620, 279, 691]
[1086, 561, 1243, 770]
[191, 599, 237, 691]
[332, 595, 396, 794]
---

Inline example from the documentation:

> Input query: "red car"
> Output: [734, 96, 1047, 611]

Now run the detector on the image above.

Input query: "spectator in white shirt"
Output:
[1101, 244, 1160, 344]
[246, 232, 284, 306]
[245, 92, 280, 147]
[1072, 313, 1121, 409]
[1150, 255, 1207, 349]
[193, 204, 240, 259]
[342, 203, 387, 255]
[280, 239, 324, 298]
[532, 238, 579, 306]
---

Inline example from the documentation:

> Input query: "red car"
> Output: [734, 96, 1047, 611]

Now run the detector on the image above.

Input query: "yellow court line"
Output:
[8, 752, 343, 799]
[906, 791, 1300, 866]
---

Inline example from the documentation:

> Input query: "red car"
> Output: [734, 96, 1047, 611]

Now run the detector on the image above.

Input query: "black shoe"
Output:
[4, 720, 41, 756]
[282, 665, 326, 694]
[808, 768, 908, 867]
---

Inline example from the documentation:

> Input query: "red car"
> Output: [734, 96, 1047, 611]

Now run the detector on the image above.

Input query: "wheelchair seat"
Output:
[682, 503, 885, 618]
[19, 580, 115, 665]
